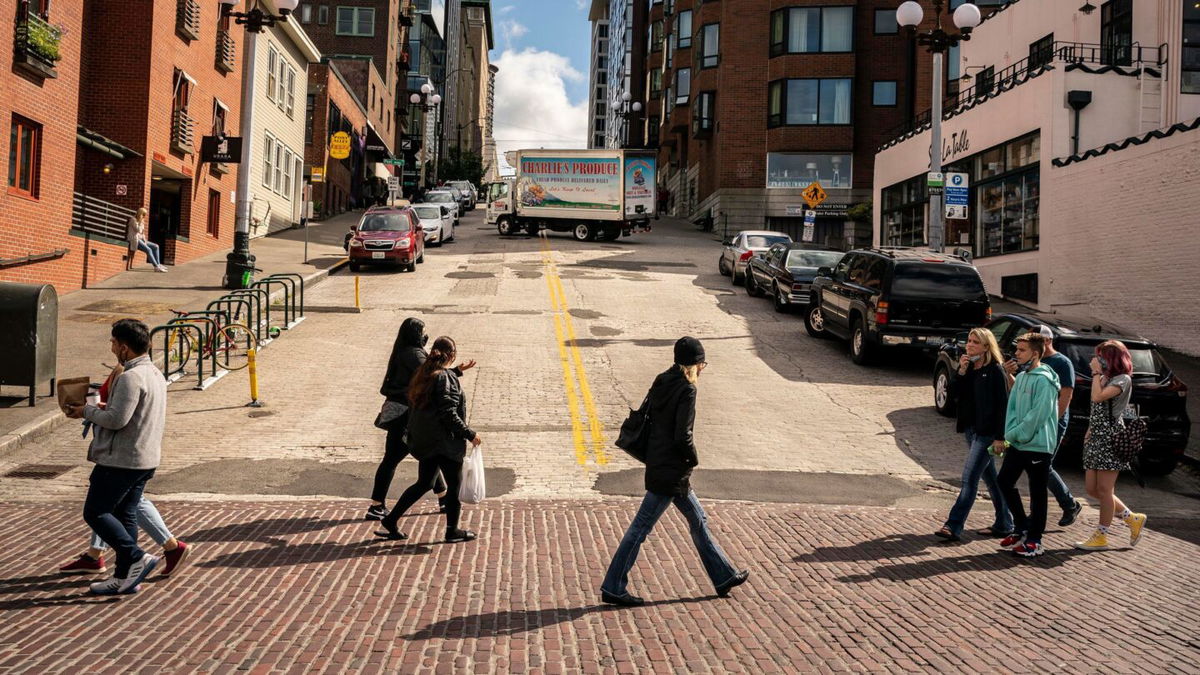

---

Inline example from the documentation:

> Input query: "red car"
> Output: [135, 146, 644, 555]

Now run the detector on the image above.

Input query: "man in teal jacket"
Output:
[996, 333, 1061, 557]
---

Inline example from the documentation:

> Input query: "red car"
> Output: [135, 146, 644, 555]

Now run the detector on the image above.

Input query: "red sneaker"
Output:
[59, 554, 106, 575]
[160, 541, 190, 578]
[999, 533, 1026, 548]
[1013, 541, 1045, 558]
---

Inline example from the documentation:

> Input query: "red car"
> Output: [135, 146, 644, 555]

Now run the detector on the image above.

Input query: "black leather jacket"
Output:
[644, 367, 699, 496]
[408, 370, 476, 462]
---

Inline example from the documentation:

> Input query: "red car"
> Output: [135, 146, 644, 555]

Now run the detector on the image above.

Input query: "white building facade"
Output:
[249, 14, 320, 237]
[587, 6, 610, 149]
[873, 0, 1200, 354]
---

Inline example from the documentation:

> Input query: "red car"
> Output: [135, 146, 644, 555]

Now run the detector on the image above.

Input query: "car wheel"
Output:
[774, 285, 789, 313]
[417, 250, 425, 263]
[804, 302, 828, 338]
[718, 255, 730, 277]
[447, 224, 455, 242]
[349, 261, 361, 273]
[744, 271, 759, 297]
[573, 223, 592, 241]
[527, 222, 540, 236]
[850, 318, 876, 365]
[934, 366, 956, 417]
[731, 263, 743, 285]
[1138, 454, 1179, 476]
[497, 217, 515, 236]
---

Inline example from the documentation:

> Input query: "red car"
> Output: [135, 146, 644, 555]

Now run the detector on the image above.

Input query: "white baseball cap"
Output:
[1036, 325, 1054, 339]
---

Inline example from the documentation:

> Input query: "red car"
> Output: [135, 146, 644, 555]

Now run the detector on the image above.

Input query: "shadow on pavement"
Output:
[833, 547, 1107, 584]
[196, 539, 433, 569]
[186, 516, 362, 546]
[403, 597, 711, 640]
[792, 533, 942, 564]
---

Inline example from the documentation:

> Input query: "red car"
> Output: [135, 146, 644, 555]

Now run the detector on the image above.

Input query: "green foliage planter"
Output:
[27, 21, 63, 63]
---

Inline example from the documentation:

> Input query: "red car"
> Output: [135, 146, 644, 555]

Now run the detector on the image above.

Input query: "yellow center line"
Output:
[540, 237, 608, 466]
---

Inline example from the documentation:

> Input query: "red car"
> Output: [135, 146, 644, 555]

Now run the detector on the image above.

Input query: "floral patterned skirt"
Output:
[1083, 402, 1130, 472]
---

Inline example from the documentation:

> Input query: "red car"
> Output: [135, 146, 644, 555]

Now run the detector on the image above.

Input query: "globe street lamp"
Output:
[218, 0, 300, 289]
[617, 91, 643, 148]
[896, 0, 981, 252]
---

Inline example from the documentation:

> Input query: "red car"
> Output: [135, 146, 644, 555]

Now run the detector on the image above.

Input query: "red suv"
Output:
[347, 206, 425, 272]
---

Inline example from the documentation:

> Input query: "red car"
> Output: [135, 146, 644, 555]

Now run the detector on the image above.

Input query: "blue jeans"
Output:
[82, 465, 155, 578]
[943, 428, 1013, 536]
[89, 496, 171, 551]
[137, 239, 162, 267]
[601, 490, 738, 597]
[1046, 421, 1076, 511]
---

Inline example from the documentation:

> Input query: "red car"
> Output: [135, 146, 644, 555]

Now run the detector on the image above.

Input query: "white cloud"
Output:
[498, 4, 515, 14]
[492, 48, 588, 170]
[576, 0, 588, 9]
[498, 19, 528, 49]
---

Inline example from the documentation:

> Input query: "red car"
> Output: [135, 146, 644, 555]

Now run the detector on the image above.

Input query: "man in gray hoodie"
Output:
[66, 319, 164, 595]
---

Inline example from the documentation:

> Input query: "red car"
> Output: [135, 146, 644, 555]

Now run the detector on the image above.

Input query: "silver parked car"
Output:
[412, 203, 455, 245]
[422, 191, 460, 224]
[717, 230, 792, 284]
[448, 181, 477, 208]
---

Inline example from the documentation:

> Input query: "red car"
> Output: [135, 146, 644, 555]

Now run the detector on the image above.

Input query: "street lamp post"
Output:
[616, 91, 643, 148]
[219, 0, 299, 289]
[896, 1, 981, 252]
[409, 82, 441, 189]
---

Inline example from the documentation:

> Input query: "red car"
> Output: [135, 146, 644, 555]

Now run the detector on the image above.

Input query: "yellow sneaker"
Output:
[1125, 513, 1147, 547]
[1074, 530, 1110, 551]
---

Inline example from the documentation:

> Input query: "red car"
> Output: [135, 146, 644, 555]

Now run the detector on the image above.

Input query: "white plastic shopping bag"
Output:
[459, 446, 486, 504]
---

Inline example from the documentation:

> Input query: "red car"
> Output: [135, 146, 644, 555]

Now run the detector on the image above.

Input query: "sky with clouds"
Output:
[432, 0, 594, 168]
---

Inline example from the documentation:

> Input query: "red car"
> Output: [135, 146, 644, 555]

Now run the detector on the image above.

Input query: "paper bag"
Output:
[57, 377, 91, 414]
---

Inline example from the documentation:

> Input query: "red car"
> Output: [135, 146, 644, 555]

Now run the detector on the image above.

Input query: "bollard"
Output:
[354, 276, 361, 310]
[246, 348, 263, 407]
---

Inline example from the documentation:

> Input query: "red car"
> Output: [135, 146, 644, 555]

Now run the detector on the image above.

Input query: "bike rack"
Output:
[225, 288, 271, 345]
[207, 296, 254, 352]
[166, 312, 230, 390]
[252, 278, 292, 329]
[149, 322, 204, 389]
[262, 273, 305, 329]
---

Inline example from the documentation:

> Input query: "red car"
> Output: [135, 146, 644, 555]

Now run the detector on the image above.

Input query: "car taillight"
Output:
[875, 301, 889, 325]
[739, 251, 754, 262]
[1165, 375, 1188, 396]
[985, 306, 992, 320]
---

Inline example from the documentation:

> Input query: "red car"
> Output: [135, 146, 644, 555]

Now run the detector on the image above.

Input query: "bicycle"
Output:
[159, 309, 259, 374]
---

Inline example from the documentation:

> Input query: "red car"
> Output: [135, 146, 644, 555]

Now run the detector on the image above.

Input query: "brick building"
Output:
[304, 62, 370, 218]
[0, 0, 85, 290]
[873, 0, 1200, 354]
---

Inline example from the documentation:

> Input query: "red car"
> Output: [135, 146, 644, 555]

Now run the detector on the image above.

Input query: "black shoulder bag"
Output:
[615, 394, 651, 463]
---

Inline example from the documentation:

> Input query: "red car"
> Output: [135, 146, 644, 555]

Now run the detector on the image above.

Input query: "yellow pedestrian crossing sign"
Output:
[802, 182, 827, 209]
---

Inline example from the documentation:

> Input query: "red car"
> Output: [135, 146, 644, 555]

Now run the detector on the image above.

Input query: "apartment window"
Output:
[597, 72, 607, 85]
[768, 78, 852, 126]
[648, 115, 660, 146]
[651, 20, 663, 52]
[282, 148, 293, 200]
[872, 81, 897, 106]
[770, 7, 853, 56]
[676, 11, 693, 49]
[263, 134, 274, 186]
[649, 69, 662, 99]
[267, 46, 278, 101]
[696, 24, 719, 68]
[277, 61, 289, 108]
[675, 68, 691, 105]
[692, 91, 715, 135]
[874, 8, 898, 35]
[207, 189, 221, 236]
[318, 5, 329, 25]
[1028, 33, 1054, 69]
[598, 23, 608, 38]
[212, 99, 228, 135]
[767, 153, 851, 189]
[305, 94, 315, 144]
[1100, 0, 1133, 66]
[7, 115, 41, 198]
[975, 66, 995, 96]
[286, 67, 296, 117]
[1186, 3, 1200, 93]
[336, 6, 375, 36]
[300, 5, 312, 23]
[274, 141, 284, 193]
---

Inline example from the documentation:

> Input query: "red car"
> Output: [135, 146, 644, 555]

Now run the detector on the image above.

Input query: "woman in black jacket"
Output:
[935, 328, 1013, 541]
[376, 337, 480, 543]
[600, 337, 748, 606]
[368, 318, 475, 521]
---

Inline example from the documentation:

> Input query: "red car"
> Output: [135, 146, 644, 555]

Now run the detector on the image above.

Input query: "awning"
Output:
[372, 163, 392, 179]
[77, 125, 142, 160]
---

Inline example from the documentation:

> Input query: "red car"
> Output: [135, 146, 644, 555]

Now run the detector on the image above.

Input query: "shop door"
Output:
[148, 187, 181, 251]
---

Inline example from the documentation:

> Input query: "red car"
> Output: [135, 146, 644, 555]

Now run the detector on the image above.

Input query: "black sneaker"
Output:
[437, 496, 448, 513]
[445, 528, 476, 543]
[716, 570, 750, 598]
[1058, 499, 1083, 527]
[601, 591, 645, 607]
[364, 504, 388, 521]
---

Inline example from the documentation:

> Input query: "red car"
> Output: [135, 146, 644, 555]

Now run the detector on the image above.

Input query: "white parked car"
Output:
[413, 203, 455, 245]
[422, 191, 460, 224]
[718, 230, 792, 284]
[448, 181, 478, 208]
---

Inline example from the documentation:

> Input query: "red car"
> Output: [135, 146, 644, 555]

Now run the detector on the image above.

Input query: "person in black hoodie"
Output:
[367, 318, 475, 521]
[600, 337, 749, 606]
[935, 327, 1013, 541]
[375, 336, 480, 543]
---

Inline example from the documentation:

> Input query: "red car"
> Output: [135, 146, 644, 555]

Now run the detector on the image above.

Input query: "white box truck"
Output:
[485, 149, 656, 241]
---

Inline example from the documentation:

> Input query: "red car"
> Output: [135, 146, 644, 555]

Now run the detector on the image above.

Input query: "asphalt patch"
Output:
[445, 271, 496, 279]
[590, 326, 623, 337]
[568, 308, 604, 320]
[593, 469, 924, 506]
[152, 458, 516, 499]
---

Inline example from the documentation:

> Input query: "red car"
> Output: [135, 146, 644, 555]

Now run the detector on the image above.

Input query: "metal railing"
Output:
[176, 0, 201, 40]
[879, 40, 1165, 150]
[71, 192, 135, 240]
[13, 0, 62, 74]
[215, 29, 236, 73]
[171, 109, 195, 154]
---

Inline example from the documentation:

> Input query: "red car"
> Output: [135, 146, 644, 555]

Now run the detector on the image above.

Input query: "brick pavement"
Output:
[1, 499, 1197, 673]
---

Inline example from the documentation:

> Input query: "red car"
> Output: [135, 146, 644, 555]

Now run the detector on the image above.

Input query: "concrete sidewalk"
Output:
[0, 212, 362, 455]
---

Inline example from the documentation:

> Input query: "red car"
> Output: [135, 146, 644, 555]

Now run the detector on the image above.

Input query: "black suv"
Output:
[932, 313, 1191, 475]
[804, 248, 991, 364]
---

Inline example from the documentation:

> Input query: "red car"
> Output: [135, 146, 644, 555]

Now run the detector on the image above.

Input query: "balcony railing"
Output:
[171, 109, 196, 154]
[176, 0, 201, 41]
[878, 40, 1165, 151]
[72, 192, 136, 241]
[215, 29, 236, 73]
[13, 0, 63, 79]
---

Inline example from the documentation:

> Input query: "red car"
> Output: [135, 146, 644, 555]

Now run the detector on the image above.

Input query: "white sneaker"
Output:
[89, 577, 123, 596]
[117, 554, 158, 594]
[155, 265, 168, 273]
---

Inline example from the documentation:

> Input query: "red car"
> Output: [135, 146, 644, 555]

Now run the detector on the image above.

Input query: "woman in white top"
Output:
[127, 207, 167, 272]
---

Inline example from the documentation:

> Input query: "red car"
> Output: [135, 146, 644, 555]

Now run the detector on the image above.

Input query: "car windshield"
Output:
[413, 206, 442, 219]
[787, 250, 842, 269]
[890, 264, 986, 300]
[358, 214, 409, 232]
[426, 193, 454, 203]
[745, 235, 790, 249]
[1059, 341, 1163, 378]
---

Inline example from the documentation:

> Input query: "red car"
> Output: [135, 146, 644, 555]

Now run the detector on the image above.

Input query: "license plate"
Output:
[925, 337, 946, 345]
[372, 252, 386, 259]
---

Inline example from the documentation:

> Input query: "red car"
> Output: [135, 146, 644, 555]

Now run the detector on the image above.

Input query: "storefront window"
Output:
[978, 171, 1039, 257]
[766, 153, 852, 188]
[881, 176, 927, 247]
